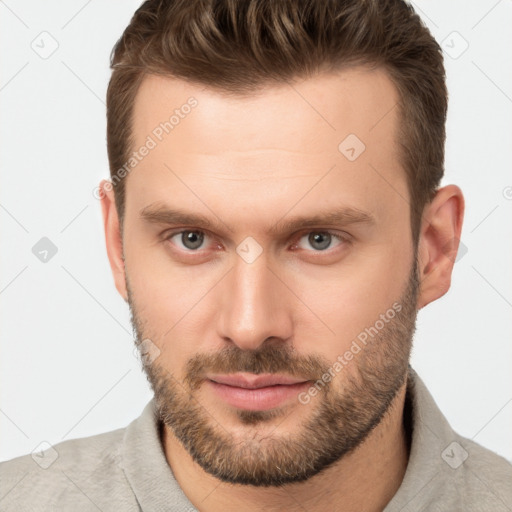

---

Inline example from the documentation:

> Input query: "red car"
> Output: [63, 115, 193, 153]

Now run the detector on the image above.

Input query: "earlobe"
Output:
[99, 180, 128, 301]
[416, 184, 465, 310]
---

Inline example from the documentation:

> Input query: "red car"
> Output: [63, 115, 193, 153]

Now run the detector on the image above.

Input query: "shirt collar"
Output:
[121, 398, 196, 510]
[384, 366, 459, 510]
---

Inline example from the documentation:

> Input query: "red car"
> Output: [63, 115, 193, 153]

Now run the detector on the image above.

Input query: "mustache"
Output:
[183, 343, 331, 391]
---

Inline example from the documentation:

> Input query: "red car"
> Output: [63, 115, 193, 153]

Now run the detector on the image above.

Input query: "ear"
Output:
[416, 184, 465, 310]
[99, 180, 128, 302]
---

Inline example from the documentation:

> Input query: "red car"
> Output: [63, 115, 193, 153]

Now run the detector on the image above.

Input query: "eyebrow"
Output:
[140, 202, 374, 236]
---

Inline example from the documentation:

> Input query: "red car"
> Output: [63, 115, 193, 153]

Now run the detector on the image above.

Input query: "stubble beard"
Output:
[127, 261, 419, 487]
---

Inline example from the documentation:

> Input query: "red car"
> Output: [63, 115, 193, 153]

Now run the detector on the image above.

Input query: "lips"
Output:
[205, 372, 312, 411]
[207, 372, 309, 389]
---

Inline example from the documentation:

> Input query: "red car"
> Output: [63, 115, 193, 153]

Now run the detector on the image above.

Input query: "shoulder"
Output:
[0, 427, 139, 511]
[388, 369, 512, 511]
[447, 434, 512, 509]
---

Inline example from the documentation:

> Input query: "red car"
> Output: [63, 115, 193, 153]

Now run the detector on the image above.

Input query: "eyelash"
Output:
[162, 229, 350, 254]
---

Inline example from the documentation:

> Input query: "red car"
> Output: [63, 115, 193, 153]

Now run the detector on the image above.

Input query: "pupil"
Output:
[309, 232, 331, 250]
[183, 231, 204, 249]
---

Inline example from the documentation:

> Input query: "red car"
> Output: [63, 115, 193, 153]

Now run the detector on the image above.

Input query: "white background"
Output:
[1, 0, 511, 464]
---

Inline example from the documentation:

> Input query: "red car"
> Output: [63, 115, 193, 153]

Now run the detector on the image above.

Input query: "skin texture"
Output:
[100, 67, 464, 511]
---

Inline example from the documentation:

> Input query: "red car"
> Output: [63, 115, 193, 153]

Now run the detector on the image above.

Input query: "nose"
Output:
[216, 253, 293, 351]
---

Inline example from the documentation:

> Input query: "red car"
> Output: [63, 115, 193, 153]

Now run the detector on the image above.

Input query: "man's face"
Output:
[122, 68, 419, 485]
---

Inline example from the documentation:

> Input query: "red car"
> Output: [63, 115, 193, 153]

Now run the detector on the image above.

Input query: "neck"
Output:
[162, 380, 410, 512]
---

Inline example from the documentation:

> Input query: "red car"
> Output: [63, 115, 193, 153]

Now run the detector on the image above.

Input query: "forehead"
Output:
[131, 67, 399, 152]
[125, 67, 407, 231]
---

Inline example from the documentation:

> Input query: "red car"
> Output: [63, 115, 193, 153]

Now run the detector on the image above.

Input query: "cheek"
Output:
[125, 228, 217, 304]
[287, 244, 412, 361]
[125, 239, 226, 367]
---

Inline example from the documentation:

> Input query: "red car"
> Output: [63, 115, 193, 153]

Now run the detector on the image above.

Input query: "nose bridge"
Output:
[217, 254, 292, 350]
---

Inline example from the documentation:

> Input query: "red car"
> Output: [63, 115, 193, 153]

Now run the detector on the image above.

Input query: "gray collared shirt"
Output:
[1, 368, 511, 511]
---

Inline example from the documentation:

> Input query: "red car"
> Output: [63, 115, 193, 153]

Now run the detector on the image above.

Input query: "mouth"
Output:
[205, 373, 312, 411]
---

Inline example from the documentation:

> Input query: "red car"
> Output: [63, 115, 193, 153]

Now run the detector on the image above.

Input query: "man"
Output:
[1, 0, 511, 510]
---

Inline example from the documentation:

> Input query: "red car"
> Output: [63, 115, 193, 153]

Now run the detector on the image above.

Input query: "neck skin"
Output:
[161, 377, 410, 512]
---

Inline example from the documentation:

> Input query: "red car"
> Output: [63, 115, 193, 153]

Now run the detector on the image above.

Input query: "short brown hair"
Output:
[106, 0, 447, 244]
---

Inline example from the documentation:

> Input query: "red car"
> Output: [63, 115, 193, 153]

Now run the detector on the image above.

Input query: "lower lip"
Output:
[207, 380, 311, 411]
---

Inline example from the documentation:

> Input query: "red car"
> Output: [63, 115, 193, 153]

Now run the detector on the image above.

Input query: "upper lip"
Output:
[207, 373, 309, 389]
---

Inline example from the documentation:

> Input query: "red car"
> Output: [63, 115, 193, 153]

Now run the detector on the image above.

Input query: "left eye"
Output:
[295, 231, 344, 251]
[167, 230, 208, 251]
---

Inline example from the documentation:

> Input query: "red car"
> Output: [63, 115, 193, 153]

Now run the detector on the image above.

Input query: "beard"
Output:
[127, 260, 419, 487]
